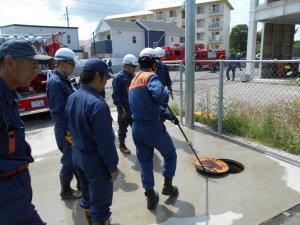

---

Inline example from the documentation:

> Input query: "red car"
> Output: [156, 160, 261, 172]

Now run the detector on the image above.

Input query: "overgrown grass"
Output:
[223, 101, 300, 155]
[171, 101, 300, 155]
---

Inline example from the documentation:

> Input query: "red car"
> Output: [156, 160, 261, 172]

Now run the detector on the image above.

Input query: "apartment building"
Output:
[105, 0, 233, 52]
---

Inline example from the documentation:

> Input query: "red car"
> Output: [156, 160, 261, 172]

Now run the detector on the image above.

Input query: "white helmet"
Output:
[154, 47, 165, 58]
[139, 48, 157, 58]
[36, 36, 44, 44]
[17, 36, 27, 41]
[54, 48, 77, 62]
[7, 35, 16, 41]
[28, 36, 36, 43]
[122, 54, 138, 66]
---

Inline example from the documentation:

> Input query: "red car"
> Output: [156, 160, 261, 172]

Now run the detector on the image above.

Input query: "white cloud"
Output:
[0, 0, 299, 40]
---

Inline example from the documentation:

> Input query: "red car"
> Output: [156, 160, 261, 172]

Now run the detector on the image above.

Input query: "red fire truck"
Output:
[162, 44, 226, 71]
[0, 33, 63, 116]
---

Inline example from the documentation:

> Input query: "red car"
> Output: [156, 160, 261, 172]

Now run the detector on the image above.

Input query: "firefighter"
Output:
[112, 54, 138, 154]
[46, 48, 81, 199]
[226, 52, 241, 81]
[154, 47, 173, 99]
[66, 58, 119, 225]
[0, 40, 51, 225]
[129, 48, 179, 210]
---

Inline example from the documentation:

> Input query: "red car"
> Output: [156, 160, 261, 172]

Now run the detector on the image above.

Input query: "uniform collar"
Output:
[54, 70, 70, 82]
[0, 76, 17, 106]
[122, 69, 134, 78]
[80, 84, 101, 98]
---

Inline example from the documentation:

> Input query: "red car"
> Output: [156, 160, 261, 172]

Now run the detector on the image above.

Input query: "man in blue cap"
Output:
[46, 47, 81, 199]
[112, 54, 138, 154]
[129, 48, 179, 210]
[0, 40, 51, 225]
[66, 58, 119, 225]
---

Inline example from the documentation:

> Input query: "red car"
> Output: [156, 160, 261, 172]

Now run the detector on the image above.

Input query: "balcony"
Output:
[209, 21, 222, 29]
[209, 7, 224, 15]
[208, 35, 223, 43]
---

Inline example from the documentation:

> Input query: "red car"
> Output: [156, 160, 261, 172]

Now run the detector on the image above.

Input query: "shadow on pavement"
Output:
[113, 170, 139, 193]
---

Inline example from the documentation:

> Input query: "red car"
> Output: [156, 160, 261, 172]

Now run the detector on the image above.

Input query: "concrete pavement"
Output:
[24, 112, 300, 225]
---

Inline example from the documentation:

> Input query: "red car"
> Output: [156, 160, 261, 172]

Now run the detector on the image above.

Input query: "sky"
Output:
[0, 0, 299, 40]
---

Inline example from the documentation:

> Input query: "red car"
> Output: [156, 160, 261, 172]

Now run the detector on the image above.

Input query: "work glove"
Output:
[65, 132, 73, 146]
[170, 115, 179, 125]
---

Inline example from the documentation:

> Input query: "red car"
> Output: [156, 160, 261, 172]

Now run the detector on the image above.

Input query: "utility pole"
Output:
[65, 7, 70, 27]
[92, 32, 96, 57]
[185, 0, 196, 127]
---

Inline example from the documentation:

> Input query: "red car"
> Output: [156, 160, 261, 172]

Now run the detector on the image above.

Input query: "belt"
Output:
[0, 164, 29, 179]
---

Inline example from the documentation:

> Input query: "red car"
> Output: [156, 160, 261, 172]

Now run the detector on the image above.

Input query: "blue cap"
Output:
[83, 58, 113, 78]
[0, 40, 52, 61]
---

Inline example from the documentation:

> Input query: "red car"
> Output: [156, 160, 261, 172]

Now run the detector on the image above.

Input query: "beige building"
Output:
[105, 0, 233, 52]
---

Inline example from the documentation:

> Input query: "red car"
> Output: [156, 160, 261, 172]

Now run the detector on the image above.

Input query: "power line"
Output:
[153, 1, 185, 48]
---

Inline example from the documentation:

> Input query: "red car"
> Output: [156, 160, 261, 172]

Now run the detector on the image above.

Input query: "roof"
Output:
[103, 20, 144, 31]
[147, 0, 234, 11]
[104, 10, 154, 20]
[0, 24, 78, 29]
[136, 20, 185, 36]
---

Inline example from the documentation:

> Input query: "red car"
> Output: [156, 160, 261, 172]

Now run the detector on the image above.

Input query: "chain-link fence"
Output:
[165, 60, 300, 155]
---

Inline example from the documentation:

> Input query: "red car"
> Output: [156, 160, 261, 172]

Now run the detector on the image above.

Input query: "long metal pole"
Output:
[180, 62, 184, 124]
[184, 0, 196, 127]
[66, 7, 70, 27]
[217, 61, 224, 137]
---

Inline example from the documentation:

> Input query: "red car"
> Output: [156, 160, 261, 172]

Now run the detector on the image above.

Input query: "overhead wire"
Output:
[153, 1, 186, 48]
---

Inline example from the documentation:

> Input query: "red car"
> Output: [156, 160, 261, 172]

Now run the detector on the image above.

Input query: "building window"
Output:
[215, 44, 219, 49]
[107, 35, 111, 40]
[67, 35, 71, 44]
[197, 6, 205, 14]
[197, 32, 205, 41]
[170, 10, 176, 17]
[181, 10, 185, 19]
[180, 37, 185, 43]
[197, 19, 205, 28]
[156, 11, 164, 20]
[132, 36, 137, 44]
[171, 37, 174, 42]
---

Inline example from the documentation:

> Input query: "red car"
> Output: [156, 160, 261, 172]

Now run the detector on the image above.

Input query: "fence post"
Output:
[217, 61, 224, 137]
[180, 62, 184, 124]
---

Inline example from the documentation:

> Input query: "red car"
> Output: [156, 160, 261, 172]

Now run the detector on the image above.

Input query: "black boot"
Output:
[162, 177, 178, 196]
[74, 171, 81, 192]
[60, 180, 82, 199]
[145, 189, 159, 210]
[119, 136, 131, 154]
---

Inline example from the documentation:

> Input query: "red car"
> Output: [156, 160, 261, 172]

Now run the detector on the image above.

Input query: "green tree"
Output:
[229, 24, 248, 53]
[256, 31, 262, 53]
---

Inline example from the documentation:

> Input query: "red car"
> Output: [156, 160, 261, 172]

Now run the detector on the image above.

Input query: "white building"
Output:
[95, 20, 145, 59]
[0, 24, 80, 51]
[247, 0, 300, 61]
[93, 19, 185, 59]
[104, 0, 233, 52]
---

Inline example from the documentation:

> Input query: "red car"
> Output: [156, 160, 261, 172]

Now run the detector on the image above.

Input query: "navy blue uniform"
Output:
[112, 69, 134, 139]
[156, 62, 172, 91]
[46, 70, 75, 182]
[129, 71, 177, 189]
[66, 85, 118, 223]
[0, 77, 45, 225]
[226, 54, 241, 81]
